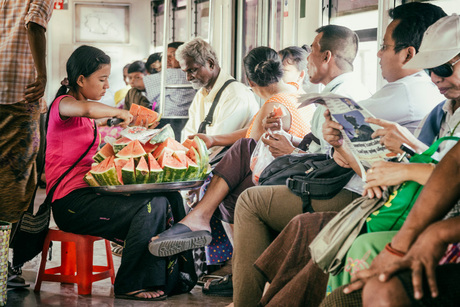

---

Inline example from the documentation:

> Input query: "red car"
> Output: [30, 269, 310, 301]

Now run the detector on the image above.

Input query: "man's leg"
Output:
[233, 185, 304, 307]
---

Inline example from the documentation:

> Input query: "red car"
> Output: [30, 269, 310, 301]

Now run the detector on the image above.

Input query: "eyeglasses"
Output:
[427, 58, 460, 78]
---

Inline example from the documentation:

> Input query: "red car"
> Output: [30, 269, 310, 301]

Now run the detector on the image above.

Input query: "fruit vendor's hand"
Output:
[117, 109, 133, 128]
[322, 109, 343, 149]
[261, 133, 297, 158]
[262, 111, 282, 132]
[189, 133, 213, 149]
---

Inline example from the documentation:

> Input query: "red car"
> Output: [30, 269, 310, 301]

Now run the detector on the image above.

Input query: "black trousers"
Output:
[51, 188, 182, 295]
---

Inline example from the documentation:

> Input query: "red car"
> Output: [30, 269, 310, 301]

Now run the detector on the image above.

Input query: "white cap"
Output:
[404, 14, 460, 69]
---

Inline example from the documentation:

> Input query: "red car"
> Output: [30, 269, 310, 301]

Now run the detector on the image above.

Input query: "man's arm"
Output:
[24, 22, 47, 103]
[391, 140, 460, 253]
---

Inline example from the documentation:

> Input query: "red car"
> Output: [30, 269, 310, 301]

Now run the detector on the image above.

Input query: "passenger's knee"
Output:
[363, 277, 410, 307]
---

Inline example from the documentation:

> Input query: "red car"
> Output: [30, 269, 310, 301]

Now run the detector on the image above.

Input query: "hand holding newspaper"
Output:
[298, 93, 395, 181]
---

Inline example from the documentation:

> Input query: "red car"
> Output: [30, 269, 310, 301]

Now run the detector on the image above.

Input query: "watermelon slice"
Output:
[194, 136, 210, 179]
[158, 150, 187, 182]
[149, 124, 175, 145]
[147, 153, 163, 183]
[116, 139, 146, 162]
[135, 156, 149, 184]
[184, 156, 200, 181]
[153, 137, 188, 159]
[90, 156, 121, 186]
[114, 158, 129, 185]
[84, 172, 100, 187]
[113, 137, 132, 154]
[129, 104, 160, 127]
[272, 106, 286, 117]
[92, 143, 115, 163]
[142, 141, 158, 154]
[121, 157, 136, 184]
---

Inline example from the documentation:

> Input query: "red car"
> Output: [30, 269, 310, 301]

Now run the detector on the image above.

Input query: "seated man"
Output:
[144, 42, 197, 141]
[177, 37, 260, 150]
[232, 4, 446, 307]
[123, 61, 150, 111]
[321, 13, 460, 307]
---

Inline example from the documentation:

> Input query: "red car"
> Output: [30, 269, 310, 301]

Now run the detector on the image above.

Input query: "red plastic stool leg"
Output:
[104, 240, 115, 284]
[75, 237, 94, 295]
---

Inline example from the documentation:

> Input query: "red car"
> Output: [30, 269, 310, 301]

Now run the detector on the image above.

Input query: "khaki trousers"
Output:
[233, 185, 359, 307]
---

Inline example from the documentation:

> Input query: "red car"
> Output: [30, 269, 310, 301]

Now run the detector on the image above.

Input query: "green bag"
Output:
[366, 136, 459, 233]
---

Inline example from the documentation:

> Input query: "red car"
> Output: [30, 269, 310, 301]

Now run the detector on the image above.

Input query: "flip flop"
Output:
[111, 243, 123, 257]
[149, 223, 212, 257]
[202, 274, 233, 297]
[7, 274, 30, 289]
[115, 289, 167, 301]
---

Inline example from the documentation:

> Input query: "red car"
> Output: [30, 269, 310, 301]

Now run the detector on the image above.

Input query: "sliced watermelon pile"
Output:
[129, 104, 161, 127]
[84, 132, 209, 186]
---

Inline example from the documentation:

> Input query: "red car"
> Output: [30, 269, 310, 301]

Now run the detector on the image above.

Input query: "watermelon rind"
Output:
[184, 159, 199, 181]
[113, 137, 132, 154]
[135, 157, 149, 184]
[121, 157, 136, 185]
[149, 124, 175, 145]
[163, 165, 187, 182]
[84, 172, 100, 187]
[194, 136, 210, 179]
[92, 143, 115, 163]
[148, 169, 164, 183]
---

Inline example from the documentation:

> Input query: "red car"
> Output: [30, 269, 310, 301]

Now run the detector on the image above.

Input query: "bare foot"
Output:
[226, 303, 234, 307]
[126, 289, 164, 299]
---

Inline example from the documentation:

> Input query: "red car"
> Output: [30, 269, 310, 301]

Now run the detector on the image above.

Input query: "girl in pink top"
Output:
[46, 45, 189, 301]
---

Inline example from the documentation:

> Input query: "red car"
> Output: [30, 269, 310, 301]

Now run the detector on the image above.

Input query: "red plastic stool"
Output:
[34, 228, 115, 295]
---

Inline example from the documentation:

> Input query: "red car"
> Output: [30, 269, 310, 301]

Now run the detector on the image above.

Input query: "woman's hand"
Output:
[364, 161, 408, 190]
[333, 150, 351, 168]
[117, 109, 133, 128]
[322, 109, 344, 148]
[188, 133, 214, 149]
[261, 133, 296, 158]
[262, 111, 282, 132]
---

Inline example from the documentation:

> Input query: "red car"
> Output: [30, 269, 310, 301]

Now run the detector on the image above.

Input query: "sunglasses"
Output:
[426, 58, 460, 78]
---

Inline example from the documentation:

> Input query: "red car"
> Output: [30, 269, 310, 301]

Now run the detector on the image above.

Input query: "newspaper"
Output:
[298, 93, 395, 181]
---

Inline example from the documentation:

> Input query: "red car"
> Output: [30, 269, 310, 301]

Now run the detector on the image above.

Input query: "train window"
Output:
[151, 0, 210, 51]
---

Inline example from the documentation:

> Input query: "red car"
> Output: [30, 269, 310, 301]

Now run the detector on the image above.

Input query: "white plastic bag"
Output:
[250, 133, 275, 185]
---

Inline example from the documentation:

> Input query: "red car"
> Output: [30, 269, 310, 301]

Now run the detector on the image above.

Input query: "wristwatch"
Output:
[291, 147, 302, 154]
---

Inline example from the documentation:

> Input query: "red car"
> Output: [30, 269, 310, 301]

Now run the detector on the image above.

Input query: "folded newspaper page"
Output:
[298, 93, 394, 181]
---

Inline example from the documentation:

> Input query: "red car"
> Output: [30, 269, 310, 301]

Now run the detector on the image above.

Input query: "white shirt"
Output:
[309, 72, 373, 154]
[182, 70, 260, 141]
[345, 71, 445, 194]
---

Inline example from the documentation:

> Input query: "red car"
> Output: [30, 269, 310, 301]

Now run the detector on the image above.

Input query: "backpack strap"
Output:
[198, 79, 237, 134]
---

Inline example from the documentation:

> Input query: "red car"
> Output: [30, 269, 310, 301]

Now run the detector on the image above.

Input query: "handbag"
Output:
[310, 136, 459, 275]
[309, 188, 392, 275]
[366, 135, 459, 232]
[11, 109, 97, 267]
[259, 153, 355, 212]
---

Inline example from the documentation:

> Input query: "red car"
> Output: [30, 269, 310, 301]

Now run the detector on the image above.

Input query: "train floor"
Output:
[6, 187, 233, 307]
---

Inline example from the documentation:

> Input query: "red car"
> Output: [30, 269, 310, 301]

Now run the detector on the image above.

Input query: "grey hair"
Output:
[175, 37, 219, 67]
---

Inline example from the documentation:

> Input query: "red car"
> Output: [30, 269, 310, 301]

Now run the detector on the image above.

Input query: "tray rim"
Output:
[90, 180, 204, 194]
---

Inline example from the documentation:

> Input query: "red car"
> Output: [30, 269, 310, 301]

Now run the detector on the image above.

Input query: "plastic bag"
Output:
[250, 133, 275, 185]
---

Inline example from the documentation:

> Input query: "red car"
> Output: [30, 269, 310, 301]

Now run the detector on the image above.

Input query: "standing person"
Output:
[144, 42, 197, 141]
[0, 0, 54, 288]
[46, 45, 187, 301]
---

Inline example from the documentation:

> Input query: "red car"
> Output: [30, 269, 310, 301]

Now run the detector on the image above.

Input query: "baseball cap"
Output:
[404, 14, 460, 70]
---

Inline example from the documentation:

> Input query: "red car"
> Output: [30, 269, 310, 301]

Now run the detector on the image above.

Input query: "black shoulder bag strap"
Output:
[198, 79, 237, 134]
[11, 102, 97, 267]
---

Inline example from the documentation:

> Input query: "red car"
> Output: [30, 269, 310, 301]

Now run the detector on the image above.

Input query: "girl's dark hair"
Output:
[55, 45, 110, 99]
[145, 52, 162, 74]
[279, 46, 308, 72]
[127, 60, 147, 74]
[244, 46, 283, 87]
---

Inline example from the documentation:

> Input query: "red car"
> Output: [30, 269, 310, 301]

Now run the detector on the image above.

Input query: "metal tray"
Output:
[91, 180, 204, 194]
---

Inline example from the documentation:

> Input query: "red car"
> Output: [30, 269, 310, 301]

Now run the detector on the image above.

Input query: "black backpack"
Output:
[259, 153, 355, 213]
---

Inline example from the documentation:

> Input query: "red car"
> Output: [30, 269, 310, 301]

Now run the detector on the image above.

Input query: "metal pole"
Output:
[159, 0, 171, 118]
